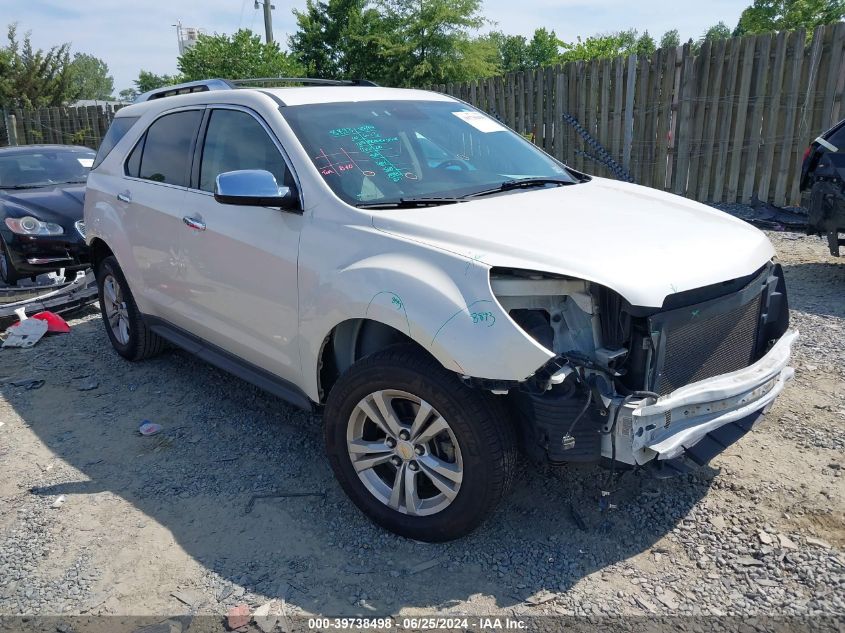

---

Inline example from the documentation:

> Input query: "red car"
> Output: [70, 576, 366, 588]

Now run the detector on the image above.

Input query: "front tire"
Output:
[324, 346, 517, 541]
[96, 256, 165, 361]
[0, 240, 21, 285]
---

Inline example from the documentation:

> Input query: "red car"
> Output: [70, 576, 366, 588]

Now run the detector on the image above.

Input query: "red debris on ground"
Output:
[9, 311, 71, 334]
[226, 603, 251, 630]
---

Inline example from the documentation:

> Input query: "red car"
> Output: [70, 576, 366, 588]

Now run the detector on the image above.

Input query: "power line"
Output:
[237, 0, 248, 30]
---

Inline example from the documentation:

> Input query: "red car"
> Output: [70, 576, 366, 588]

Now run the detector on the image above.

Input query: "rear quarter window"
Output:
[93, 116, 140, 169]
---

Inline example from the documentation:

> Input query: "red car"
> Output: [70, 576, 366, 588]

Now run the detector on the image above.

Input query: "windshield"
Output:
[281, 100, 574, 206]
[0, 148, 95, 189]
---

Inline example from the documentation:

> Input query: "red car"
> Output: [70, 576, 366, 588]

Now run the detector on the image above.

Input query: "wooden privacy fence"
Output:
[432, 23, 845, 207]
[0, 104, 124, 151]
[1, 24, 843, 207]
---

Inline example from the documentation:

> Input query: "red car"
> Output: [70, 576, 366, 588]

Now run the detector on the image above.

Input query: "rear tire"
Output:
[324, 345, 517, 541]
[96, 256, 165, 361]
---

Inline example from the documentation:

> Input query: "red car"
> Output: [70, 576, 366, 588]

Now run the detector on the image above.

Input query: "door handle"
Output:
[117, 191, 131, 203]
[183, 216, 206, 231]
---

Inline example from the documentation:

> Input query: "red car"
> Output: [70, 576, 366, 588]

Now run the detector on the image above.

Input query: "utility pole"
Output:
[255, 1, 275, 44]
[173, 20, 184, 55]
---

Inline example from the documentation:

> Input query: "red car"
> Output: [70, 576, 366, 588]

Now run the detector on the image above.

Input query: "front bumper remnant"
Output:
[629, 329, 797, 464]
[0, 270, 97, 320]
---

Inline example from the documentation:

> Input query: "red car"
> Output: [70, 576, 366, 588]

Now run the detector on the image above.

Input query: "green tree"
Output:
[559, 29, 640, 62]
[0, 23, 74, 108]
[702, 20, 732, 41]
[636, 30, 656, 55]
[735, 0, 844, 35]
[373, 0, 496, 86]
[133, 70, 182, 94]
[68, 52, 114, 100]
[177, 29, 302, 81]
[118, 87, 137, 102]
[525, 28, 560, 67]
[290, 0, 384, 79]
[660, 29, 681, 48]
[485, 31, 528, 72]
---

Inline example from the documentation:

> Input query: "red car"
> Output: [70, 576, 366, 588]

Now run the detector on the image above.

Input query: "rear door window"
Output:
[137, 110, 202, 187]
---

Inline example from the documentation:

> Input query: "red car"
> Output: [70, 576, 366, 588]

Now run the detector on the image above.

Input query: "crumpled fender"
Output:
[297, 223, 552, 401]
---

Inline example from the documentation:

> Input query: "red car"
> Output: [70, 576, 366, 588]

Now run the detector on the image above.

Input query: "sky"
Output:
[7, 0, 750, 94]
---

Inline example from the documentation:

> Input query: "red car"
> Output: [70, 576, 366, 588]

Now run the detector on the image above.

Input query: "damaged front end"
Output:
[485, 263, 796, 474]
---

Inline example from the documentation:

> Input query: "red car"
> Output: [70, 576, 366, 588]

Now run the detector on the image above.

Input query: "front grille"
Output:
[655, 295, 761, 396]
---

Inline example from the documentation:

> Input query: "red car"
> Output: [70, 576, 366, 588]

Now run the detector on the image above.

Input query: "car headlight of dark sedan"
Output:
[4, 216, 64, 236]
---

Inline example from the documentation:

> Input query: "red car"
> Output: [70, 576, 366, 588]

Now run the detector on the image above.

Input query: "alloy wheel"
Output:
[102, 273, 130, 345]
[347, 389, 463, 516]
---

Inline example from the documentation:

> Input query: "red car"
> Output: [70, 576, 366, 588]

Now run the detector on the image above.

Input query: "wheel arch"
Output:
[88, 237, 115, 275]
[317, 318, 440, 403]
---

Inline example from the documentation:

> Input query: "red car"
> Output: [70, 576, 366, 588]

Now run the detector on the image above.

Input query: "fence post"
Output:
[623, 54, 636, 171]
[7, 114, 18, 146]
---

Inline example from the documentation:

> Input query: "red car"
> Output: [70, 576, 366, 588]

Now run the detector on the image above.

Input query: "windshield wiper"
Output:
[354, 178, 574, 209]
[0, 180, 84, 190]
[356, 197, 467, 209]
[464, 177, 575, 199]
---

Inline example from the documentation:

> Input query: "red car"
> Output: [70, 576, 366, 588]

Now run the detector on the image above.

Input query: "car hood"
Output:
[0, 184, 85, 226]
[370, 177, 775, 307]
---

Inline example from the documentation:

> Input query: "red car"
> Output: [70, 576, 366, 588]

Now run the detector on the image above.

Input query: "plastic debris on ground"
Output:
[9, 377, 45, 390]
[226, 604, 250, 630]
[76, 377, 99, 391]
[138, 421, 162, 436]
[2, 317, 48, 348]
[7, 310, 71, 333]
[253, 599, 288, 633]
[30, 311, 71, 333]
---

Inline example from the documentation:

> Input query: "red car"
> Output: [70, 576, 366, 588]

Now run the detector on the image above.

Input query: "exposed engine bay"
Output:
[482, 263, 793, 475]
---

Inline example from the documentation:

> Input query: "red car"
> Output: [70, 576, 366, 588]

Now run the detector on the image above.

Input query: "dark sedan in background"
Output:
[801, 119, 845, 257]
[0, 145, 94, 284]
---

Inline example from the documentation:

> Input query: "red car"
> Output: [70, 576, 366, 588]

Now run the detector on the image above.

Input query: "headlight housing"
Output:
[4, 216, 64, 236]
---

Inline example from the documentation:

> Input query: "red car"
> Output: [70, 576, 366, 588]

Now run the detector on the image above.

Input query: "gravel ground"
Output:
[0, 226, 843, 626]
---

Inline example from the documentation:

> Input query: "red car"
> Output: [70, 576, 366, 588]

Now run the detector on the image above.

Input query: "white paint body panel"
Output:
[370, 178, 774, 308]
[84, 85, 784, 413]
[178, 189, 303, 384]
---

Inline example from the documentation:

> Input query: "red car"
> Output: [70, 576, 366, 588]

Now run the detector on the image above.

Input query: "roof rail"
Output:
[134, 77, 378, 103]
[230, 77, 378, 87]
[134, 79, 236, 103]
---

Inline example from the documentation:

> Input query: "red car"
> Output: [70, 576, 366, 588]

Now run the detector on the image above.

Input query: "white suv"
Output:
[84, 78, 796, 541]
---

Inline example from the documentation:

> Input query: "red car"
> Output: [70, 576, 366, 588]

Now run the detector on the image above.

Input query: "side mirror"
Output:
[214, 169, 299, 210]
